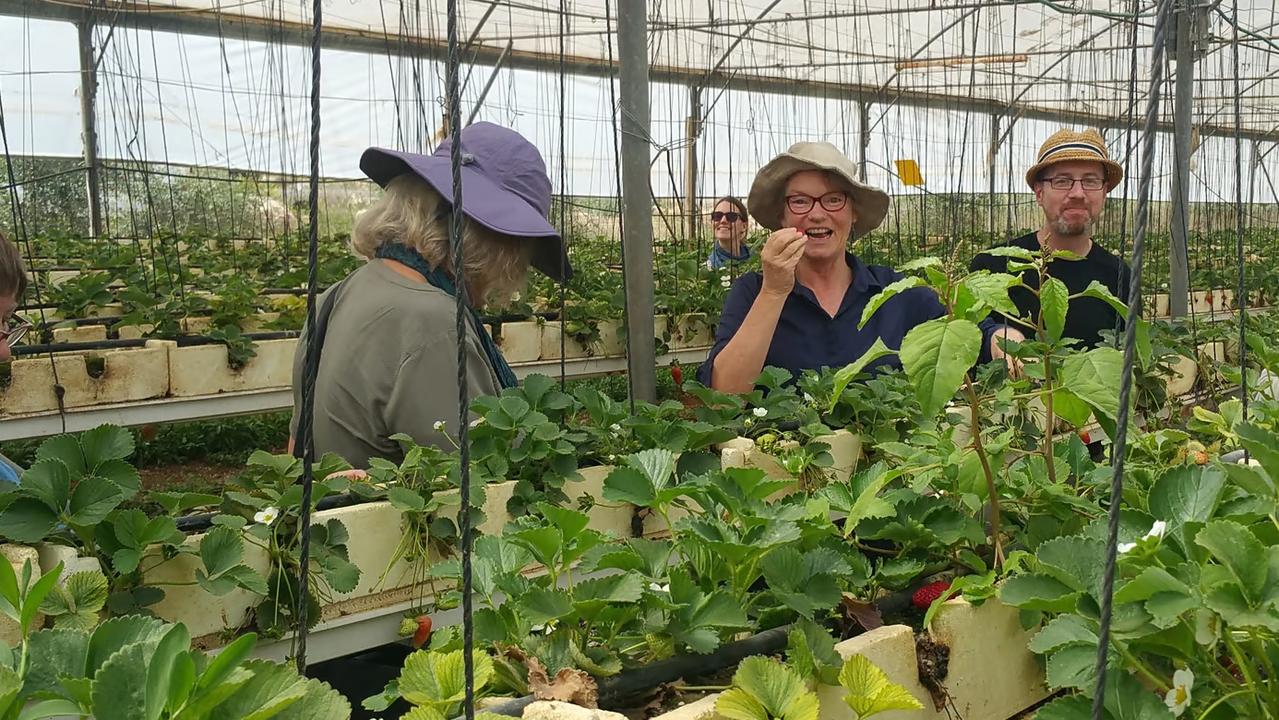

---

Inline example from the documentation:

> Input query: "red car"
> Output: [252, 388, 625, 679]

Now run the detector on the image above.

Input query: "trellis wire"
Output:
[290, 0, 324, 673]
[443, 0, 477, 716]
[1231, 0, 1248, 424]
[1090, 0, 1173, 714]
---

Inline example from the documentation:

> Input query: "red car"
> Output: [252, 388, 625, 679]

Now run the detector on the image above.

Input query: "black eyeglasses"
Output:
[785, 192, 848, 215]
[710, 211, 743, 223]
[1, 316, 31, 349]
[1042, 175, 1105, 192]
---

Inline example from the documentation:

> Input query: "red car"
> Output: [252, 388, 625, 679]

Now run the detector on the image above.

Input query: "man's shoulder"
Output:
[1088, 241, 1131, 271]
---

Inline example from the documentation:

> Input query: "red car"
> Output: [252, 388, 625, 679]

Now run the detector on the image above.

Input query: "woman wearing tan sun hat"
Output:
[697, 140, 1004, 393]
[971, 127, 1132, 358]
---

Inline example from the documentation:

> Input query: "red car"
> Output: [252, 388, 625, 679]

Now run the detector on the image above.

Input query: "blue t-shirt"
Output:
[0, 455, 21, 485]
[697, 252, 999, 385]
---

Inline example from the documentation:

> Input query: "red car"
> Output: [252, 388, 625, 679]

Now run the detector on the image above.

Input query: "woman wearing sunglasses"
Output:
[0, 231, 29, 484]
[706, 196, 751, 270]
[699, 141, 1004, 393]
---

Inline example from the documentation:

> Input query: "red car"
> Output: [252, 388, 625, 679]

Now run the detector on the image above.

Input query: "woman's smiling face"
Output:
[712, 199, 747, 248]
[781, 170, 856, 262]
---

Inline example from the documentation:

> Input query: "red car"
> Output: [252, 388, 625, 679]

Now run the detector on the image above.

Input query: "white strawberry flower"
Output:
[433, 420, 446, 432]
[752, 407, 768, 418]
[610, 423, 623, 434]
[253, 506, 280, 525]
[1119, 520, 1167, 555]
[648, 582, 670, 593]
[469, 417, 484, 428]
[1164, 668, 1193, 716]
[720, 273, 732, 288]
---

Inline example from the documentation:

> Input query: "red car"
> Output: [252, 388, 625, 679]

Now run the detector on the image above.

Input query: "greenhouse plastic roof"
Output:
[11, 0, 1278, 136]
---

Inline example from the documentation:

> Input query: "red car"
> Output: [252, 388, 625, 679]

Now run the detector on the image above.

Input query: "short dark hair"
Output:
[0, 231, 26, 301]
[712, 195, 748, 220]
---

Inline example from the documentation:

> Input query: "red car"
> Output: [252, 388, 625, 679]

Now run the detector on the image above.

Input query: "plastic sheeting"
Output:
[1, 2, 1277, 200]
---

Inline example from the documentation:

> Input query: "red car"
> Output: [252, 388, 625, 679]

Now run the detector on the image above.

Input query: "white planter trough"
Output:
[1161, 354, 1198, 397]
[649, 598, 1047, 720]
[162, 337, 297, 396]
[497, 321, 544, 364]
[1154, 293, 1170, 318]
[595, 320, 625, 357]
[0, 341, 170, 415]
[719, 430, 863, 492]
[540, 321, 591, 361]
[668, 314, 714, 350]
[51, 324, 109, 344]
[132, 464, 644, 647]
[118, 313, 284, 340]
[1190, 289, 1233, 315]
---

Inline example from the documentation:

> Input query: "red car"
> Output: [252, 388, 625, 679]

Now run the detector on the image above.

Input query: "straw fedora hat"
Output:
[1025, 128, 1123, 192]
[748, 141, 890, 237]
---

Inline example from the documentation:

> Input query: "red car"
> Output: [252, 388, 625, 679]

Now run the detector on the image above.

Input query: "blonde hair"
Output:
[351, 174, 532, 306]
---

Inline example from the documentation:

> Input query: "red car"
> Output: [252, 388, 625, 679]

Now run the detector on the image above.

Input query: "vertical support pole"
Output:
[76, 19, 103, 238]
[1246, 140, 1260, 208]
[684, 85, 702, 249]
[856, 101, 870, 182]
[618, 0, 656, 403]
[988, 113, 1000, 235]
[1168, 1, 1196, 318]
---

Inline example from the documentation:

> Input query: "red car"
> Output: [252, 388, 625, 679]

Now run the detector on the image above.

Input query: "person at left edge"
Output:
[698, 140, 1005, 393]
[0, 230, 31, 484]
[287, 122, 571, 468]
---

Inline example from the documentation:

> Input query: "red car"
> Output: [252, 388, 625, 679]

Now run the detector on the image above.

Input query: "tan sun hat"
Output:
[1025, 128, 1123, 192]
[747, 141, 890, 237]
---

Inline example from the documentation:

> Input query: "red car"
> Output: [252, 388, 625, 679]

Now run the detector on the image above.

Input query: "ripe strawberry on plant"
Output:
[1078, 429, 1091, 445]
[911, 581, 951, 611]
[669, 362, 683, 387]
[398, 615, 433, 648]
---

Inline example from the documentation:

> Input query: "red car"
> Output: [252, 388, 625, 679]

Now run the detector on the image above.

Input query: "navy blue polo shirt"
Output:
[697, 253, 995, 386]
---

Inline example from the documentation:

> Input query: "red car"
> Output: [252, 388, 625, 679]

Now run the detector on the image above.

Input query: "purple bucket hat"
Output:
[359, 122, 572, 282]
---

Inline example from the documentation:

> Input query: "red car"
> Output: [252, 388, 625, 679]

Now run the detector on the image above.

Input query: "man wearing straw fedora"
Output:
[971, 128, 1132, 359]
[698, 141, 1006, 392]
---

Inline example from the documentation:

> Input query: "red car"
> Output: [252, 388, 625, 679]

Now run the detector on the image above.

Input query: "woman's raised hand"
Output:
[760, 228, 807, 298]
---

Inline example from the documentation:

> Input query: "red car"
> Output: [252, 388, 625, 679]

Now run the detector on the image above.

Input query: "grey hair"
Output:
[350, 174, 532, 306]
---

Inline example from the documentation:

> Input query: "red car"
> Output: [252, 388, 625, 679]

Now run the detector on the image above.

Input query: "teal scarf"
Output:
[375, 243, 518, 389]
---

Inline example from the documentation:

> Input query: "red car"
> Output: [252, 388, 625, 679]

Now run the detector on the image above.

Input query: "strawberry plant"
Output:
[217, 449, 358, 637]
[468, 374, 584, 516]
[1001, 423, 1279, 718]
[0, 426, 265, 616]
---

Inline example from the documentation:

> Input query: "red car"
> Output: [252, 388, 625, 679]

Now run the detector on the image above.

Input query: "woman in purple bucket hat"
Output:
[288, 122, 571, 467]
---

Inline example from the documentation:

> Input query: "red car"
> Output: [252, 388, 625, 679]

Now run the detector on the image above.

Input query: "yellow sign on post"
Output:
[895, 159, 924, 187]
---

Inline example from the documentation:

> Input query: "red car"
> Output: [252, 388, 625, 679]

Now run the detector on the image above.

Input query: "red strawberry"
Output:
[670, 363, 683, 387]
[1079, 429, 1091, 445]
[911, 581, 951, 611]
[140, 424, 159, 442]
[411, 615, 432, 648]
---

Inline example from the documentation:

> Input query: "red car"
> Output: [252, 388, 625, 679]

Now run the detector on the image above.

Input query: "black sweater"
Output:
[969, 232, 1132, 349]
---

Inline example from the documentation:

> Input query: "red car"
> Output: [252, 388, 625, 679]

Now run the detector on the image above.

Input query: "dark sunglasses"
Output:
[710, 211, 743, 223]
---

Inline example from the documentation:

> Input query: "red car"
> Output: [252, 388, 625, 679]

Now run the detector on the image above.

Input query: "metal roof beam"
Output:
[5, 0, 1278, 142]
